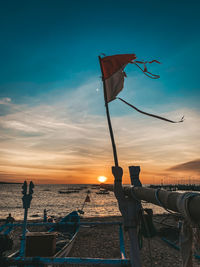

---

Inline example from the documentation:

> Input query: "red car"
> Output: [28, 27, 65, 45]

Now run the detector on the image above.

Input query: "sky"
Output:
[0, 0, 199, 184]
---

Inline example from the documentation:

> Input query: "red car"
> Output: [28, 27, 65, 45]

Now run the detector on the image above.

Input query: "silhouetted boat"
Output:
[48, 211, 80, 258]
[58, 190, 80, 194]
[2, 181, 130, 266]
[91, 184, 100, 189]
[7, 211, 80, 263]
[96, 189, 109, 195]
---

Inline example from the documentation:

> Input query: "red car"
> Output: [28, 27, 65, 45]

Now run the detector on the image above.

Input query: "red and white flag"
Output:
[100, 54, 183, 123]
[100, 54, 136, 103]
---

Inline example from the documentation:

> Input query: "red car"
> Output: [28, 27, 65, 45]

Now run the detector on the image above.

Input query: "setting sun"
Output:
[97, 176, 107, 183]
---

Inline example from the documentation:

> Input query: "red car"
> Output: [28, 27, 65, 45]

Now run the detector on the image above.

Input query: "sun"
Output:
[97, 176, 107, 183]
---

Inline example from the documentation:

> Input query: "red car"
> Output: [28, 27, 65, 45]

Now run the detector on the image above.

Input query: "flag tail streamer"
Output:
[133, 59, 161, 79]
[117, 97, 184, 123]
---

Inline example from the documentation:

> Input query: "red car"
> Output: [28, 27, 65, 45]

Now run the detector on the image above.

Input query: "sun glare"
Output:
[97, 176, 107, 183]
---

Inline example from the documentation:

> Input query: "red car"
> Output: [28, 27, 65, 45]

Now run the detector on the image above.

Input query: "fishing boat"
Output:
[96, 189, 109, 195]
[0, 181, 81, 267]
[58, 190, 80, 194]
[48, 210, 80, 257]
[91, 184, 100, 189]
[156, 223, 200, 260]
[1, 181, 130, 266]
[6, 211, 80, 263]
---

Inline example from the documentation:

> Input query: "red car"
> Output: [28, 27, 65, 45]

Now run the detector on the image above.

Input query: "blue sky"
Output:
[0, 0, 199, 183]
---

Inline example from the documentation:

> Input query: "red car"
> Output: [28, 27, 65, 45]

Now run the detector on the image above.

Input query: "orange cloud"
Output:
[0, 84, 199, 185]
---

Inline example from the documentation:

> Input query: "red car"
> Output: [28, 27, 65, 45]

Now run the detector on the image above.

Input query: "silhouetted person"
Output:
[5, 213, 15, 224]
[43, 209, 47, 222]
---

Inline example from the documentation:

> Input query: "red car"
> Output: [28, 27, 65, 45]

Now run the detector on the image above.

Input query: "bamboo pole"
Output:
[102, 184, 200, 222]
[98, 56, 118, 167]
[130, 187, 200, 222]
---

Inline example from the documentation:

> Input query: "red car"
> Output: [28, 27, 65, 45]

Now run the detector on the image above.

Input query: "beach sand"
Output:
[68, 215, 200, 267]
[1, 214, 200, 266]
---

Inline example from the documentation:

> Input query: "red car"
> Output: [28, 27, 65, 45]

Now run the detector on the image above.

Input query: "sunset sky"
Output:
[0, 0, 199, 184]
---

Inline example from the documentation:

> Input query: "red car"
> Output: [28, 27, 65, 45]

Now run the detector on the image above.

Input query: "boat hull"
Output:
[8, 211, 80, 267]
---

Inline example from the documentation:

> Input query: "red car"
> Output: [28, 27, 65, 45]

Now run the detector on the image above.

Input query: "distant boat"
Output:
[91, 185, 100, 189]
[30, 214, 40, 218]
[96, 189, 109, 195]
[58, 190, 80, 194]
[69, 187, 85, 191]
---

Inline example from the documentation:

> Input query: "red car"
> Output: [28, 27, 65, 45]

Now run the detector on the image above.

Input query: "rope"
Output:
[128, 187, 154, 265]
[117, 97, 184, 123]
[133, 61, 160, 79]
[140, 208, 155, 266]
[176, 192, 200, 225]
[176, 192, 200, 266]
[155, 189, 178, 215]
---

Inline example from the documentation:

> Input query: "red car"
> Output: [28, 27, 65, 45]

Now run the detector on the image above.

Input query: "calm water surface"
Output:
[0, 184, 167, 220]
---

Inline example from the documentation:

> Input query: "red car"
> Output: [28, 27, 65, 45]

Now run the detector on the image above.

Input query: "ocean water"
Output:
[0, 184, 166, 220]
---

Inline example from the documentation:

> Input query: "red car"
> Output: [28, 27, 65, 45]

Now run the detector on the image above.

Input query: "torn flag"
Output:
[100, 54, 161, 103]
[99, 54, 183, 123]
[100, 54, 136, 103]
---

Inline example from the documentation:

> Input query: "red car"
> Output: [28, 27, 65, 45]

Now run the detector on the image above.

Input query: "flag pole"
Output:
[98, 56, 118, 167]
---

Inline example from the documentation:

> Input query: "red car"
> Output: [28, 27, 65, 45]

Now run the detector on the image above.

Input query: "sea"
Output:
[0, 184, 167, 221]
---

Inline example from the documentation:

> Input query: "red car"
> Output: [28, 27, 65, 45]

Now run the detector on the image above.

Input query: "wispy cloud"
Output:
[167, 159, 200, 174]
[0, 79, 199, 183]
